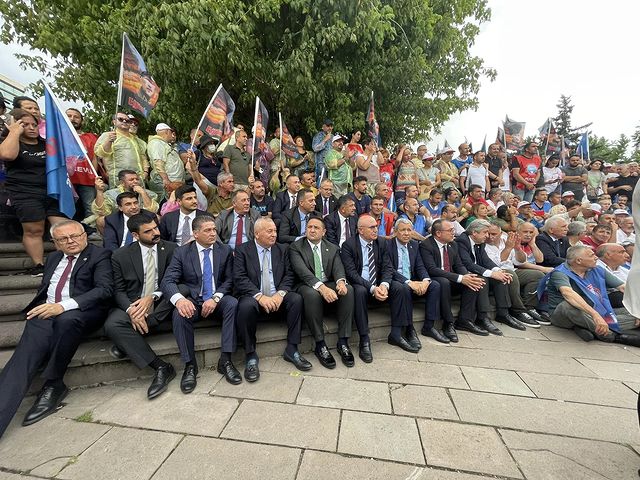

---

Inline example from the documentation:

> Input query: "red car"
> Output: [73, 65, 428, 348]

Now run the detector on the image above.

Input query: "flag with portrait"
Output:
[194, 84, 235, 143]
[117, 33, 161, 118]
[503, 116, 525, 150]
[251, 97, 269, 172]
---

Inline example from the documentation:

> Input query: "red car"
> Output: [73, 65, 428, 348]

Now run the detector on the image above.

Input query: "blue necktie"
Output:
[401, 246, 410, 278]
[125, 230, 133, 245]
[202, 248, 213, 300]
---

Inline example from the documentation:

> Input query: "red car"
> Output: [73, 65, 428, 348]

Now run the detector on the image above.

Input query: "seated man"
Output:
[314, 178, 338, 217]
[186, 155, 235, 216]
[536, 216, 570, 267]
[0, 220, 113, 438]
[158, 185, 208, 245]
[289, 215, 355, 369]
[364, 195, 395, 239]
[272, 174, 301, 223]
[325, 195, 357, 246]
[581, 223, 614, 252]
[104, 213, 179, 399]
[340, 216, 411, 360]
[596, 243, 630, 308]
[215, 189, 261, 249]
[161, 215, 239, 391]
[234, 218, 311, 378]
[103, 192, 156, 251]
[399, 196, 430, 241]
[278, 188, 316, 243]
[250, 179, 275, 217]
[347, 176, 372, 216]
[541, 245, 639, 346]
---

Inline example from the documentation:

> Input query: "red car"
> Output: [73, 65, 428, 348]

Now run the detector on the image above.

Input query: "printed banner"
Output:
[117, 33, 161, 118]
[251, 97, 269, 171]
[279, 114, 299, 161]
[503, 116, 526, 150]
[194, 84, 235, 142]
[538, 118, 562, 157]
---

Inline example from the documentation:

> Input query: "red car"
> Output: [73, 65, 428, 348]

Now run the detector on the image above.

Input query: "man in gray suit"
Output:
[289, 214, 355, 369]
[214, 190, 261, 249]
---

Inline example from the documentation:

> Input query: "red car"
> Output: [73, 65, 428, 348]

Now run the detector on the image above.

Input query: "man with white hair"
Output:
[536, 216, 570, 266]
[595, 243, 630, 284]
[617, 215, 635, 244]
[147, 123, 186, 199]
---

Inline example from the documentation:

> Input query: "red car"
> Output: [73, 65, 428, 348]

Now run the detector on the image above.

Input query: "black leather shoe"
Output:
[405, 329, 422, 350]
[217, 359, 242, 385]
[615, 333, 640, 348]
[574, 326, 595, 342]
[531, 310, 551, 325]
[244, 359, 260, 382]
[515, 312, 540, 328]
[456, 320, 489, 336]
[337, 344, 355, 367]
[315, 346, 336, 369]
[422, 326, 450, 344]
[443, 324, 459, 343]
[22, 384, 69, 426]
[283, 351, 312, 371]
[388, 334, 419, 353]
[109, 344, 127, 360]
[495, 314, 526, 331]
[478, 318, 503, 336]
[147, 364, 176, 399]
[180, 364, 198, 393]
[359, 342, 373, 363]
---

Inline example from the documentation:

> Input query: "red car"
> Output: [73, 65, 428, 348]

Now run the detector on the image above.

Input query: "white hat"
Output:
[613, 208, 629, 215]
[603, 162, 613, 167]
[437, 145, 455, 155]
[590, 203, 602, 213]
[422, 152, 436, 161]
[155, 122, 172, 132]
[517, 201, 531, 209]
[331, 134, 346, 143]
[561, 191, 575, 198]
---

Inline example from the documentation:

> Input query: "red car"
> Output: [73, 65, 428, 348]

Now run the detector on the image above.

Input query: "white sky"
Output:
[2, 0, 639, 150]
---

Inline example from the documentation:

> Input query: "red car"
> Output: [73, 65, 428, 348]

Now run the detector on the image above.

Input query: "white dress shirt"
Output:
[434, 238, 463, 283]
[170, 242, 223, 305]
[47, 255, 80, 311]
[338, 212, 349, 246]
[120, 214, 131, 247]
[138, 243, 162, 299]
[176, 210, 197, 245]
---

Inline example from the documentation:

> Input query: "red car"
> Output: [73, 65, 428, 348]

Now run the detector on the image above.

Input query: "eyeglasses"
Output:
[116, 117, 131, 123]
[53, 232, 86, 244]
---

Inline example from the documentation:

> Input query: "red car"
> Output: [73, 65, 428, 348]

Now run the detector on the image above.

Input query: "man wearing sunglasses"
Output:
[95, 112, 150, 187]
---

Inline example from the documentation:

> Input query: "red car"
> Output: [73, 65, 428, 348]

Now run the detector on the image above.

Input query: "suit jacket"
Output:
[314, 194, 338, 216]
[455, 232, 497, 275]
[272, 190, 297, 222]
[103, 209, 155, 251]
[289, 238, 346, 287]
[159, 209, 208, 243]
[340, 235, 392, 291]
[160, 240, 234, 301]
[111, 240, 177, 311]
[420, 236, 468, 282]
[233, 241, 294, 297]
[278, 207, 313, 244]
[386, 239, 429, 283]
[24, 244, 113, 313]
[324, 210, 357, 246]
[536, 232, 570, 267]
[214, 208, 261, 245]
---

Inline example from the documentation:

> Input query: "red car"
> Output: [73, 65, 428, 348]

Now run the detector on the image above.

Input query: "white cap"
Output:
[613, 208, 629, 215]
[517, 201, 531, 209]
[437, 146, 455, 155]
[332, 134, 345, 143]
[155, 122, 172, 132]
[422, 152, 436, 161]
[603, 162, 613, 167]
[590, 203, 602, 213]
[561, 191, 575, 198]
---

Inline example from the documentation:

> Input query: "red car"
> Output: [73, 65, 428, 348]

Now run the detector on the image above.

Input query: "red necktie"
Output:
[236, 214, 244, 246]
[54, 255, 75, 302]
[442, 245, 451, 272]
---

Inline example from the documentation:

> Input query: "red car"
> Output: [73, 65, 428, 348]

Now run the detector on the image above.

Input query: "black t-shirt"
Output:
[251, 195, 275, 216]
[6, 139, 47, 193]
[610, 175, 638, 193]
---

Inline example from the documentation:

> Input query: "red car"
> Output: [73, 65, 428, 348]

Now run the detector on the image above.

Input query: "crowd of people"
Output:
[0, 93, 638, 439]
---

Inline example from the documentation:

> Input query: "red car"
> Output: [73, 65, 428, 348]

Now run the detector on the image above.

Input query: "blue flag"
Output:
[576, 132, 590, 160]
[44, 83, 84, 219]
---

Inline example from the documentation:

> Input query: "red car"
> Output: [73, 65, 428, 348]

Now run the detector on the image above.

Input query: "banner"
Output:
[480, 134, 487, 153]
[193, 84, 235, 145]
[279, 113, 299, 161]
[117, 33, 161, 118]
[44, 83, 98, 218]
[503, 116, 526, 150]
[576, 132, 590, 160]
[251, 97, 269, 172]
[538, 118, 562, 157]
[367, 91, 381, 146]
[496, 127, 505, 147]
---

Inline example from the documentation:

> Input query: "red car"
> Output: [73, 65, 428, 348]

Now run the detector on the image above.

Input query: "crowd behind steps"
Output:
[0, 96, 638, 439]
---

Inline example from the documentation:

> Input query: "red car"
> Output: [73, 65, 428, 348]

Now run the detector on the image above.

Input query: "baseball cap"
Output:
[155, 123, 172, 132]
[332, 134, 346, 143]
[422, 152, 436, 161]
[613, 208, 629, 215]
[323, 118, 334, 126]
[590, 203, 602, 213]
[561, 191, 575, 198]
[517, 201, 531, 209]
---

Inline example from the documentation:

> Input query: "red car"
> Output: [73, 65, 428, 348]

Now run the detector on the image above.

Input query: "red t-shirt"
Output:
[69, 132, 98, 186]
[379, 163, 395, 190]
[511, 155, 541, 190]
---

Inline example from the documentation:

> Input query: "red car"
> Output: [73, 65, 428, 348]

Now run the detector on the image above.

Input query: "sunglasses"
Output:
[116, 117, 131, 123]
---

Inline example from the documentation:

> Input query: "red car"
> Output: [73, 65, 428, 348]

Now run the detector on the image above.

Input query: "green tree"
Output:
[553, 94, 591, 146]
[0, 0, 496, 145]
[611, 134, 630, 163]
[588, 135, 615, 163]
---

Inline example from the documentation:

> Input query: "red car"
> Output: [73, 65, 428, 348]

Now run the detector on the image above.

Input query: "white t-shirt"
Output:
[461, 164, 488, 191]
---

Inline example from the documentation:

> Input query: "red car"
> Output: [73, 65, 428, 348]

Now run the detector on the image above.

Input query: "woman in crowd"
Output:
[356, 136, 381, 197]
[287, 136, 314, 177]
[493, 204, 522, 232]
[394, 144, 419, 198]
[347, 130, 364, 156]
[542, 155, 563, 193]
[436, 148, 459, 191]
[465, 202, 491, 226]
[417, 152, 441, 200]
[586, 159, 607, 202]
[567, 220, 587, 246]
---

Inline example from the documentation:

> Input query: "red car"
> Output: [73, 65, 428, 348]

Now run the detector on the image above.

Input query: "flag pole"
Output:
[251, 97, 260, 174]
[278, 112, 283, 169]
[115, 33, 126, 121]
[191, 83, 223, 151]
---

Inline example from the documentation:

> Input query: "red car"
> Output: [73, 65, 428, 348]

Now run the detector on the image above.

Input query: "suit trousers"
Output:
[297, 283, 354, 342]
[515, 269, 544, 310]
[352, 281, 410, 335]
[478, 278, 511, 318]
[429, 277, 479, 326]
[236, 292, 303, 354]
[104, 298, 174, 369]
[172, 295, 238, 365]
[414, 280, 441, 329]
[0, 310, 105, 438]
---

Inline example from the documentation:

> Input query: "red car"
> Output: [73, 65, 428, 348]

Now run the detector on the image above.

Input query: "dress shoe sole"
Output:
[456, 325, 489, 336]
[315, 352, 337, 369]
[22, 389, 69, 426]
[359, 352, 373, 363]
[217, 365, 242, 385]
[147, 370, 176, 400]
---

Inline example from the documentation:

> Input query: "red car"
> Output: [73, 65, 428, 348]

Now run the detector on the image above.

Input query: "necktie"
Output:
[202, 248, 213, 300]
[367, 243, 377, 284]
[473, 244, 481, 262]
[344, 219, 351, 239]
[125, 230, 133, 246]
[302, 214, 309, 235]
[236, 214, 244, 246]
[143, 248, 156, 298]
[54, 256, 75, 302]
[554, 239, 560, 255]
[313, 245, 324, 280]
[401, 246, 411, 278]
[442, 245, 451, 272]
[290, 195, 295, 209]
[261, 248, 272, 296]
[323, 198, 329, 216]
[181, 216, 191, 246]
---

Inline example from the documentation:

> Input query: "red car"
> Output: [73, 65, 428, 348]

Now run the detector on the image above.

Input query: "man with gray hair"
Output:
[541, 245, 639, 346]
[596, 243, 630, 285]
[536, 216, 570, 266]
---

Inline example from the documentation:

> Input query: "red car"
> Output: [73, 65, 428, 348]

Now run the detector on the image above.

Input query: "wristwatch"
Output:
[213, 296, 221, 303]
[151, 294, 159, 302]
[277, 290, 286, 298]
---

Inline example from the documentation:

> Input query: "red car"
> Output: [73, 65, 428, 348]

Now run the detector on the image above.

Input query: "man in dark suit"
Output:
[455, 219, 524, 334]
[158, 185, 207, 245]
[340, 215, 411, 361]
[234, 218, 311, 379]
[387, 218, 441, 350]
[103, 191, 144, 251]
[215, 189, 261, 249]
[420, 219, 485, 343]
[536, 216, 570, 267]
[289, 215, 355, 369]
[315, 178, 338, 217]
[0, 220, 113, 438]
[160, 215, 239, 392]
[325, 195, 357, 246]
[104, 213, 179, 400]
[272, 174, 301, 223]
[278, 188, 316, 243]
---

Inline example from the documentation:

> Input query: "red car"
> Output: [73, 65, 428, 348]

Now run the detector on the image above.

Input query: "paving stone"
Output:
[338, 410, 424, 464]
[210, 371, 302, 403]
[519, 371, 638, 408]
[0, 473, 42, 480]
[578, 358, 640, 382]
[461, 366, 534, 396]
[417, 419, 522, 478]
[495, 325, 551, 341]
[53, 385, 127, 420]
[451, 389, 640, 444]
[92, 387, 238, 436]
[31, 457, 72, 477]
[57, 426, 181, 480]
[221, 399, 339, 451]
[541, 326, 592, 343]
[151, 436, 300, 480]
[500, 429, 640, 480]
[419, 347, 596, 377]
[0, 417, 110, 472]
[268, 356, 353, 378]
[390, 385, 458, 420]
[624, 381, 640, 393]
[347, 358, 468, 389]
[296, 377, 392, 413]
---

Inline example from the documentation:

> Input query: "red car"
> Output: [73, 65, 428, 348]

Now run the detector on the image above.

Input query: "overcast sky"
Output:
[2, 0, 639, 151]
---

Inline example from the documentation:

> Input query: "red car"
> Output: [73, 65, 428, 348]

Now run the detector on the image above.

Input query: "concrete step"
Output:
[0, 257, 35, 271]
[0, 274, 40, 294]
[0, 242, 55, 258]
[0, 293, 31, 317]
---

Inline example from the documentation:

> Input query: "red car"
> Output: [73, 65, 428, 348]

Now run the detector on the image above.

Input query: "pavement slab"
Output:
[338, 410, 425, 465]
[460, 366, 535, 396]
[390, 384, 459, 420]
[0, 474, 43, 480]
[578, 358, 640, 382]
[296, 376, 392, 413]
[52, 385, 127, 420]
[210, 371, 303, 403]
[221, 399, 339, 451]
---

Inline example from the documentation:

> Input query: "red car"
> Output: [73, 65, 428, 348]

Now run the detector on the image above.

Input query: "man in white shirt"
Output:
[159, 185, 207, 244]
[460, 151, 490, 194]
[596, 243, 630, 285]
[616, 215, 635, 244]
